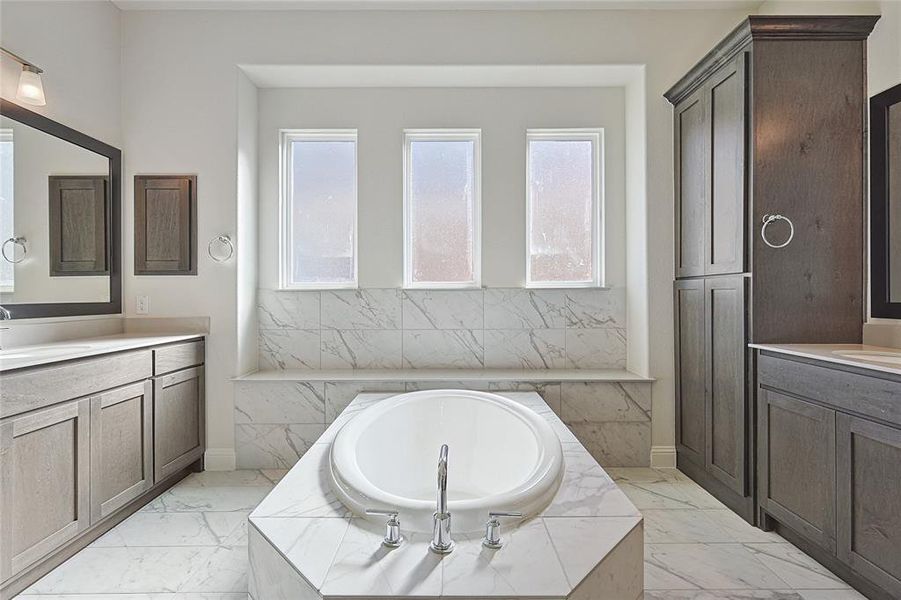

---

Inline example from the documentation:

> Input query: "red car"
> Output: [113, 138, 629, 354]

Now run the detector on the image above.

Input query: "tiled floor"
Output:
[19, 468, 866, 600]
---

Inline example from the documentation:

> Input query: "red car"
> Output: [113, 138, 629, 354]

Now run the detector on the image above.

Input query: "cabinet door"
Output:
[675, 279, 706, 466]
[705, 275, 748, 494]
[90, 380, 153, 522]
[134, 175, 197, 275]
[836, 414, 901, 596]
[154, 366, 204, 481]
[706, 54, 747, 275]
[0, 399, 90, 581]
[674, 87, 709, 278]
[758, 388, 836, 552]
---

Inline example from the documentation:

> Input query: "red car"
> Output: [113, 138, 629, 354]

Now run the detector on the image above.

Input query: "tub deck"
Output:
[248, 391, 644, 600]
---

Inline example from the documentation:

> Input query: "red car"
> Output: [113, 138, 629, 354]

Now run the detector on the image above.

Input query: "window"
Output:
[280, 130, 357, 289]
[403, 129, 481, 288]
[0, 129, 13, 293]
[526, 129, 603, 287]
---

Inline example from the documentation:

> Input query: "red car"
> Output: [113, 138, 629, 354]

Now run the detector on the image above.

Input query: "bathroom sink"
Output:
[832, 350, 901, 366]
[0, 344, 94, 360]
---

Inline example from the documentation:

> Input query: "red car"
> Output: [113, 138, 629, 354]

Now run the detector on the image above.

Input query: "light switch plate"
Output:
[136, 295, 150, 315]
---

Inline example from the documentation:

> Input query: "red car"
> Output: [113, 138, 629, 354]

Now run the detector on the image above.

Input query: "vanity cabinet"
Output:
[836, 415, 901, 597]
[0, 337, 206, 599]
[667, 16, 877, 522]
[153, 366, 205, 482]
[757, 350, 901, 600]
[90, 381, 153, 522]
[0, 399, 91, 582]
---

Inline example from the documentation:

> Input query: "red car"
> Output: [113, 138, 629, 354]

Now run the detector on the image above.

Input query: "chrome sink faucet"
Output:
[430, 444, 454, 554]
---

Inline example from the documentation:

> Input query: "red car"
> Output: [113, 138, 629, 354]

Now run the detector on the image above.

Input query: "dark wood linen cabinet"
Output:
[666, 16, 876, 523]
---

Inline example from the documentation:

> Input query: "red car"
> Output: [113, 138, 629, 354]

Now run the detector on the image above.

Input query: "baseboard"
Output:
[204, 448, 236, 471]
[650, 445, 677, 468]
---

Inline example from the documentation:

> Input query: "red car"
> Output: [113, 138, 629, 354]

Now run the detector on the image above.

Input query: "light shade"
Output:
[16, 66, 45, 106]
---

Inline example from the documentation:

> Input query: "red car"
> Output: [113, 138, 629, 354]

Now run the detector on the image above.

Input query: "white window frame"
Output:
[525, 128, 605, 289]
[279, 129, 358, 290]
[403, 129, 482, 289]
[0, 128, 14, 294]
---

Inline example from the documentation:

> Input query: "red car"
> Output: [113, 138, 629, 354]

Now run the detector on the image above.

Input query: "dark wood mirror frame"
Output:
[871, 84, 901, 319]
[0, 99, 121, 319]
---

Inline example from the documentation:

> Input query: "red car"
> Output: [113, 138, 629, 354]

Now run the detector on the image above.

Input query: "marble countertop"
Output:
[235, 367, 653, 382]
[0, 332, 205, 373]
[749, 343, 901, 377]
[248, 391, 644, 600]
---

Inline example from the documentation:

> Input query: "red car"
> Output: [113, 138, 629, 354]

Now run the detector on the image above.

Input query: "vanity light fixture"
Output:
[1, 47, 46, 106]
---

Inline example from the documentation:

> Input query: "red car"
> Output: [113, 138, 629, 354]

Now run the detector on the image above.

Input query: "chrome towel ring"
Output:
[760, 214, 794, 249]
[1, 236, 27, 264]
[208, 234, 235, 263]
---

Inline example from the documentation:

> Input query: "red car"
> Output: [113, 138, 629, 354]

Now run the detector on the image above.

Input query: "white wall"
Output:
[0, 0, 121, 147]
[120, 7, 749, 467]
[257, 86, 626, 289]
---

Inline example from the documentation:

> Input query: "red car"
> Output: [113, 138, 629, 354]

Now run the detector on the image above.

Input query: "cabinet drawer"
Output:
[0, 351, 153, 419]
[153, 340, 204, 376]
[758, 353, 901, 427]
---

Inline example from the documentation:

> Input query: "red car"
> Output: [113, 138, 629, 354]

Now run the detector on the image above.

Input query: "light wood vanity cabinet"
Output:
[757, 351, 901, 600]
[0, 337, 205, 598]
[0, 399, 91, 583]
[90, 380, 154, 522]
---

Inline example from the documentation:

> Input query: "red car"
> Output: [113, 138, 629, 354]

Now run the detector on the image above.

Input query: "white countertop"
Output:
[749, 343, 901, 377]
[0, 332, 205, 373]
[235, 367, 653, 382]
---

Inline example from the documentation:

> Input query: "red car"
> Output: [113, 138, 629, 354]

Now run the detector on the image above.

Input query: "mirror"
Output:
[871, 83, 901, 318]
[0, 99, 120, 319]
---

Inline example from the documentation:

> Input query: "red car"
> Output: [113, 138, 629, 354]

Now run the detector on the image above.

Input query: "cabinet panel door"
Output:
[674, 89, 709, 278]
[48, 176, 109, 275]
[759, 388, 836, 552]
[154, 366, 204, 481]
[705, 275, 748, 494]
[0, 399, 90, 581]
[675, 279, 706, 465]
[836, 414, 901, 596]
[134, 175, 197, 275]
[707, 55, 747, 275]
[90, 380, 153, 522]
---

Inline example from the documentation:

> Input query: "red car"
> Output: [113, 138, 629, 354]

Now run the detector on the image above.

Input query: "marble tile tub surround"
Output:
[247, 391, 645, 600]
[257, 287, 627, 370]
[234, 380, 652, 469]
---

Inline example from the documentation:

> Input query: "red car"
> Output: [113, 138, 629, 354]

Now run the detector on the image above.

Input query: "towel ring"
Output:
[208, 234, 234, 263]
[761, 214, 794, 249]
[1, 236, 27, 264]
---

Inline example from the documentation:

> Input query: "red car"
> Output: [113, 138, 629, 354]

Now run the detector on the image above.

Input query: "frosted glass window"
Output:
[280, 130, 357, 289]
[0, 130, 13, 292]
[404, 130, 481, 288]
[527, 129, 603, 287]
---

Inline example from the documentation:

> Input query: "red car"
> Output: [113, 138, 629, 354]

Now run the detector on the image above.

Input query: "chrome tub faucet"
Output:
[430, 444, 454, 554]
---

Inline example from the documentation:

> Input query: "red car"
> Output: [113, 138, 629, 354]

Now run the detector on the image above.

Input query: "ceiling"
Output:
[111, 0, 764, 11]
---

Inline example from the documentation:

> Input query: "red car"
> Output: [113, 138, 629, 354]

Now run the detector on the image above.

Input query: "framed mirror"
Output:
[0, 99, 121, 319]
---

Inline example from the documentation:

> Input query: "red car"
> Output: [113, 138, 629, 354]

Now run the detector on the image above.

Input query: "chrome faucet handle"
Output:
[482, 511, 523, 549]
[365, 508, 404, 547]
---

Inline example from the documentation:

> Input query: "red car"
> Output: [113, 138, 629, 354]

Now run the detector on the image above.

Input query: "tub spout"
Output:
[430, 444, 454, 554]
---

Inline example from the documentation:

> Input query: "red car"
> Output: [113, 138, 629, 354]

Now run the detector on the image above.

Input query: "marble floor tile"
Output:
[745, 544, 850, 590]
[795, 590, 869, 600]
[178, 470, 274, 488]
[180, 546, 249, 593]
[645, 543, 791, 590]
[642, 509, 734, 544]
[141, 486, 270, 513]
[644, 592, 803, 599]
[93, 512, 248, 547]
[260, 469, 288, 484]
[706, 509, 787, 544]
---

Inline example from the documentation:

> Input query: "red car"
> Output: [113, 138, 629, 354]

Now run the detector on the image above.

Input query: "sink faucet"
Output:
[430, 444, 454, 554]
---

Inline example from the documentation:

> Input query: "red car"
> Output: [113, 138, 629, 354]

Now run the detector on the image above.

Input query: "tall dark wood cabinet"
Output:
[666, 16, 877, 522]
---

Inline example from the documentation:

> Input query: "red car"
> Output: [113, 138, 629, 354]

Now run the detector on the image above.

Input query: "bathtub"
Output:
[328, 389, 564, 533]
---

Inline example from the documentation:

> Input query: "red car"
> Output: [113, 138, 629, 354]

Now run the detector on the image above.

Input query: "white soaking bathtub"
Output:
[328, 389, 564, 533]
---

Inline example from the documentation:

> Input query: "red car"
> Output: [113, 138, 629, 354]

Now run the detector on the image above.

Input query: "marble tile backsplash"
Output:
[257, 287, 627, 370]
